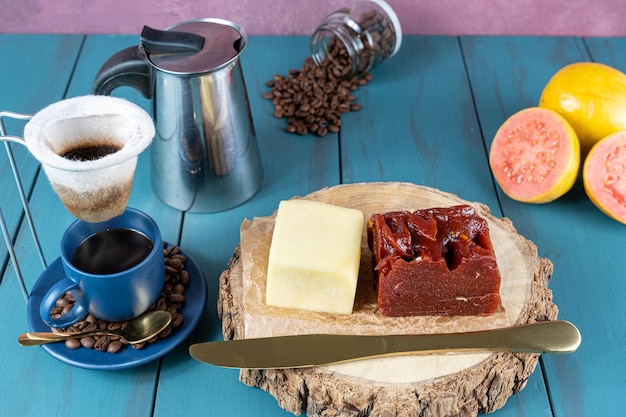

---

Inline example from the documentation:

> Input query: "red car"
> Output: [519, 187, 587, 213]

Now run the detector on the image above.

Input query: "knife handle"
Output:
[380, 320, 581, 355]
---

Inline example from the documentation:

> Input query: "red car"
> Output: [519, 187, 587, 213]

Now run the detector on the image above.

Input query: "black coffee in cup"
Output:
[71, 228, 154, 275]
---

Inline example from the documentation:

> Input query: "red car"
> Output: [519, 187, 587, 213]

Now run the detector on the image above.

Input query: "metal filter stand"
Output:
[0, 111, 48, 302]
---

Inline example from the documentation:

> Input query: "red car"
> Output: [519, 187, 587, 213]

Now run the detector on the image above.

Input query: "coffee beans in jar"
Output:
[50, 243, 189, 353]
[311, 0, 402, 79]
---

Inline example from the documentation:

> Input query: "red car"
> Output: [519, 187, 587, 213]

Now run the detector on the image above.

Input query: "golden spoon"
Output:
[18, 310, 172, 346]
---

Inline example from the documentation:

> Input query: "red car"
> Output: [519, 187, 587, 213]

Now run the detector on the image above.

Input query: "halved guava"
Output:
[489, 107, 580, 203]
[583, 131, 626, 224]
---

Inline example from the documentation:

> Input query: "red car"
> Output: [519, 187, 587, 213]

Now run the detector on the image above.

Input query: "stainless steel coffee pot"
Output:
[93, 19, 263, 213]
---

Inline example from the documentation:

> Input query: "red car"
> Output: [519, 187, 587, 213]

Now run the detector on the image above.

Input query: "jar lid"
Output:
[142, 18, 247, 75]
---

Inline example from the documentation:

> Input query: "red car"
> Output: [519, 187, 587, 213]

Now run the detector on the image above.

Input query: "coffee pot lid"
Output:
[141, 18, 246, 75]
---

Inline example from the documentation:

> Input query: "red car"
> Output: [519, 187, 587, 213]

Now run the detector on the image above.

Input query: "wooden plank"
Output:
[0, 34, 84, 417]
[340, 36, 501, 212]
[0, 34, 83, 281]
[339, 35, 553, 417]
[154, 36, 340, 417]
[463, 36, 624, 417]
[0, 34, 171, 417]
[556, 36, 626, 417]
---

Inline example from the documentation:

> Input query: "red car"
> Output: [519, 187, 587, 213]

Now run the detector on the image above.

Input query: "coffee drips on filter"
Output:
[23, 96, 155, 223]
[61, 143, 122, 161]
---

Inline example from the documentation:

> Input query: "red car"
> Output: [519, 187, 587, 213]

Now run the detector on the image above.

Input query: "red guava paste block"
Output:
[367, 205, 501, 317]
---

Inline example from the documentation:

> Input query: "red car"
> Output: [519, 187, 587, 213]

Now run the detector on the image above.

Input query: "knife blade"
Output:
[189, 320, 580, 369]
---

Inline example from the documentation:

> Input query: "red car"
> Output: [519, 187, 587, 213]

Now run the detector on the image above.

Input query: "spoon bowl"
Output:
[18, 310, 172, 346]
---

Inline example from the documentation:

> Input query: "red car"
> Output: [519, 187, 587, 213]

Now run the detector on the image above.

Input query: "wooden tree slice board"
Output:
[218, 182, 557, 417]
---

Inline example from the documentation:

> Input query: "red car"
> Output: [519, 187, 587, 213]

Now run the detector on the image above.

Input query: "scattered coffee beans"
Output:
[50, 243, 189, 353]
[264, 53, 371, 137]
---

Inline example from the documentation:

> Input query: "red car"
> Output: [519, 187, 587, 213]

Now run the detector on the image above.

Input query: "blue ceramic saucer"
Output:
[26, 244, 207, 370]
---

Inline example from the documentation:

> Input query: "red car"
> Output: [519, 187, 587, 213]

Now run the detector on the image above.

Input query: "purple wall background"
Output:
[1, 0, 625, 36]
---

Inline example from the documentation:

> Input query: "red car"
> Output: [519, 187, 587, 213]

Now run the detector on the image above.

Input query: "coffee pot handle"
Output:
[92, 46, 152, 99]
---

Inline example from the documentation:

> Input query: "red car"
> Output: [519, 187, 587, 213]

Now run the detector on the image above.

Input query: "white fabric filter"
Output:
[23, 96, 155, 222]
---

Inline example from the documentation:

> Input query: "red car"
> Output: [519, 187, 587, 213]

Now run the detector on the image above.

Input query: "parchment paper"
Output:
[240, 210, 511, 339]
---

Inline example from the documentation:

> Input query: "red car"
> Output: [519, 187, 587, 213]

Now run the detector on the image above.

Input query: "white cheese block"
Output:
[265, 199, 364, 315]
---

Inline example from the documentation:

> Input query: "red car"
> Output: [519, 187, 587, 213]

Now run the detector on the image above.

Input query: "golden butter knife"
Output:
[189, 320, 580, 369]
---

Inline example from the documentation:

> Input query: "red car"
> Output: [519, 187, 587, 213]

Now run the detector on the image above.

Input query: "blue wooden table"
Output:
[0, 34, 624, 417]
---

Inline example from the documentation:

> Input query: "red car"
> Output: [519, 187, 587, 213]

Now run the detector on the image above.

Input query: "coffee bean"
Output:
[49, 243, 190, 354]
[82, 322, 98, 333]
[93, 336, 111, 352]
[155, 296, 168, 311]
[107, 341, 124, 354]
[165, 274, 178, 286]
[80, 336, 96, 349]
[131, 342, 146, 350]
[56, 297, 70, 308]
[296, 124, 308, 135]
[171, 313, 184, 328]
[180, 270, 189, 285]
[107, 321, 123, 331]
[165, 245, 179, 257]
[65, 339, 81, 350]
[167, 293, 185, 303]
[173, 283, 185, 295]
[74, 320, 88, 331]
[168, 257, 183, 270]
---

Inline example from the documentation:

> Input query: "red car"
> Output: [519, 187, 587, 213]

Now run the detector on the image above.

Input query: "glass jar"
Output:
[310, 0, 402, 79]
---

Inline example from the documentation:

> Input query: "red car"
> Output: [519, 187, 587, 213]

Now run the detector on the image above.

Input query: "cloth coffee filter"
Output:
[23, 95, 155, 222]
[24, 95, 154, 172]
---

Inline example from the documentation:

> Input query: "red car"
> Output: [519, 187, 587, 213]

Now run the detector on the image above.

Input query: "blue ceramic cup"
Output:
[39, 208, 165, 328]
